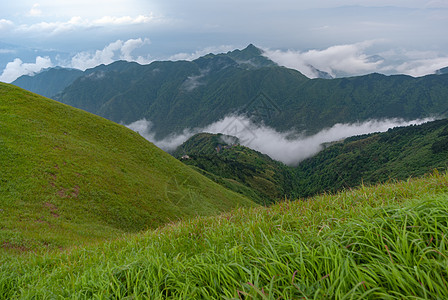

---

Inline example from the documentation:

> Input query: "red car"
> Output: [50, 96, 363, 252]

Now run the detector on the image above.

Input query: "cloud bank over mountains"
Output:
[126, 115, 435, 166]
[263, 41, 448, 78]
[1, 1, 447, 82]
[0, 38, 151, 82]
[71, 38, 151, 70]
[3, 38, 448, 83]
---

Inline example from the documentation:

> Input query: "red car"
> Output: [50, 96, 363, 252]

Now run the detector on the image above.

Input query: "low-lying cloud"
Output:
[263, 41, 382, 78]
[263, 41, 448, 78]
[126, 115, 435, 166]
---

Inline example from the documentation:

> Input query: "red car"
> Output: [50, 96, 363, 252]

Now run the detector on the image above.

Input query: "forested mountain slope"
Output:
[13, 45, 448, 139]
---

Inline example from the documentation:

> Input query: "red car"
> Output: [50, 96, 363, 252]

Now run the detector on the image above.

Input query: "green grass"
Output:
[1, 171, 448, 299]
[0, 83, 255, 252]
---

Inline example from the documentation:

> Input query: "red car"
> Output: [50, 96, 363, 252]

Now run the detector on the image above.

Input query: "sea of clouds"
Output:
[126, 115, 434, 166]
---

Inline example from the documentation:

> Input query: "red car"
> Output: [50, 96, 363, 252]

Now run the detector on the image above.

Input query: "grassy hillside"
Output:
[1, 171, 447, 298]
[0, 83, 255, 252]
[173, 133, 296, 205]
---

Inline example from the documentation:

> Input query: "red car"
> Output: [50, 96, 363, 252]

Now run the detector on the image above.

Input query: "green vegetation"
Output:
[173, 120, 448, 204]
[14, 45, 448, 139]
[0, 83, 255, 252]
[6, 50, 448, 298]
[12, 67, 83, 98]
[173, 133, 295, 205]
[294, 118, 448, 197]
[1, 171, 448, 298]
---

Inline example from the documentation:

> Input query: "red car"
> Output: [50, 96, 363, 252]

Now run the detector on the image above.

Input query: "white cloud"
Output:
[395, 57, 448, 76]
[0, 56, 52, 83]
[0, 49, 16, 54]
[168, 45, 235, 61]
[16, 14, 155, 35]
[28, 3, 42, 16]
[263, 42, 448, 78]
[17, 16, 88, 35]
[70, 38, 151, 70]
[0, 19, 14, 31]
[93, 14, 154, 25]
[71, 40, 122, 70]
[126, 115, 434, 166]
[120, 38, 151, 61]
[263, 41, 383, 78]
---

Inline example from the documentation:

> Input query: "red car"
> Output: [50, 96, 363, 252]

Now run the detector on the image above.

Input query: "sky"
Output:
[1, 0, 448, 82]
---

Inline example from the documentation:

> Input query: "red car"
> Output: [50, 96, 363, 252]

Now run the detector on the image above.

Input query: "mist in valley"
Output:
[126, 115, 435, 166]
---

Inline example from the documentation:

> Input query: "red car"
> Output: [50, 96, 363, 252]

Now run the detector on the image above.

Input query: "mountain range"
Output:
[4, 45, 448, 298]
[12, 44, 448, 140]
[173, 119, 448, 202]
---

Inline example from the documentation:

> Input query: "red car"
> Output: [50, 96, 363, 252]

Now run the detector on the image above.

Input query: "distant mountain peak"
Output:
[241, 43, 263, 55]
[226, 44, 262, 59]
[223, 44, 277, 69]
[436, 66, 448, 75]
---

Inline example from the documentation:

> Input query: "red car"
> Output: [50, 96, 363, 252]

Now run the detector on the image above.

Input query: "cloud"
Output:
[17, 16, 88, 35]
[0, 49, 16, 54]
[126, 119, 196, 151]
[0, 19, 14, 31]
[28, 3, 43, 16]
[0, 56, 52, 83]
[168, 45, 235, 61]
[374, 48, 448, 76]
[126, 115, 434, 166]
[394, 55, 448, 76]
[70, 38, 151, 70]
[120, 38, 151, 61]
[93, 14, 154, 25]
[181, 69, 209, 91]
[263, 41, 448, 78]
[0, 38, 151, 80]
[16, 14, 155, 35]
[263, 41, 384, 78]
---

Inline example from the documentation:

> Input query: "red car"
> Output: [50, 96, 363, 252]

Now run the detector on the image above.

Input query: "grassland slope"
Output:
[1, 171, 448, 298]
[0, 83, 255, 252]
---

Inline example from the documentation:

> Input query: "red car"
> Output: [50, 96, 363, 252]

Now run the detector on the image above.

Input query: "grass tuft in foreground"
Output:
[1, 171, 448, 299]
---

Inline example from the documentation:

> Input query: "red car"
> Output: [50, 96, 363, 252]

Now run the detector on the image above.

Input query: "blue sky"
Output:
[1, 0, 448, 82]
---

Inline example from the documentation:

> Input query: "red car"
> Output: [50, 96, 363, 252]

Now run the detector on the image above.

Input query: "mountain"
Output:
[293, 118, 448, 197]
[173, 133, 296, 205]
[173, 119, 448, 203]
[11, 45, 448, 140]
[0, 83, 255, 251]
[307, 64, 334, 79]
[436, 66, 448, 75]
[12, 67, 83, 98]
